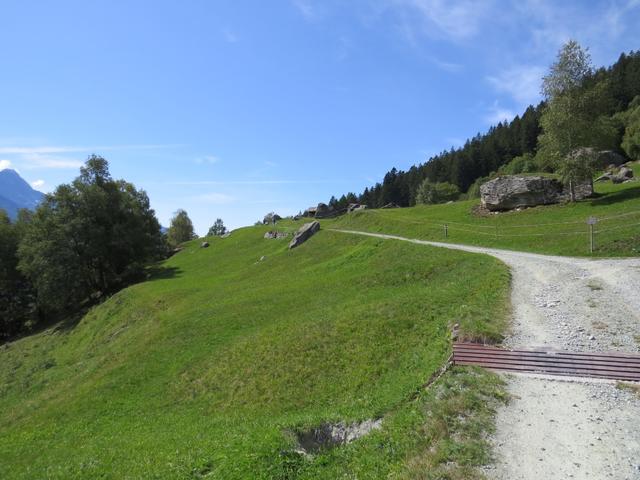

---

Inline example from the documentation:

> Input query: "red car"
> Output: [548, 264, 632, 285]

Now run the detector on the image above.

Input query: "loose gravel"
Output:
[333, 230, 640, 480]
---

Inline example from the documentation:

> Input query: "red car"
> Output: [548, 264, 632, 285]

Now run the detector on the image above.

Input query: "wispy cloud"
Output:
[195, 155, 220, 165]
[222, 28, 239, 43]
[291, 0, 321, 20]
[194, 192, 235, 204]
[484, 102, 516, 124]
[391, 0, 492, 41]
[21, 153, 84, 169]
[162, 179, 346, 186]
[487, 65, 545, 106]
[0, 144, 180, 155]
[31, 179, 45, 189]
[0, 159, 12, 171]
[446, 137, 465, 148]
[431, 57, 464, 72]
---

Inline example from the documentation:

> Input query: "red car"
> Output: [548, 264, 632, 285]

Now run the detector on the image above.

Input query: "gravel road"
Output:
[333, 229, 640, 480]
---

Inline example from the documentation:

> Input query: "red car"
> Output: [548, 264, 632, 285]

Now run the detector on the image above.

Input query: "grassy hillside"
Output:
[328, 164, 640, 257]
[0, 225, 509, 479]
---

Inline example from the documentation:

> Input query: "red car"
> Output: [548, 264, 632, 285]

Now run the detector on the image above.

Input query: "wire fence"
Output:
[352, 208, 640, 253]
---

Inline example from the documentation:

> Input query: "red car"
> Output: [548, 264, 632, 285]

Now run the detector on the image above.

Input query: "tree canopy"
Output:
[17, 155, 164, 313]
[207, 218, 227, 236]
[167, 209, 196, 247]
[324, 47, 640, 208]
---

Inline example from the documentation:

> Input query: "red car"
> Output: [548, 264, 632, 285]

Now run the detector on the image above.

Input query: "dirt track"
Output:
[333, 229, 640, 479]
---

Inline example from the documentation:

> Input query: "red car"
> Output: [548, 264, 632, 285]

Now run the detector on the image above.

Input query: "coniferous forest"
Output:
[326, 51, 640, 211]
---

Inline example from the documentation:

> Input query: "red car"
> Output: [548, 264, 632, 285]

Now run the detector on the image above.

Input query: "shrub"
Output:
[416, 180, 460, 205]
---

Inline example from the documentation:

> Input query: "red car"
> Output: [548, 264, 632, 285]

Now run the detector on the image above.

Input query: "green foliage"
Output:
[541, 40, 592, 101]
[327, 49, 640, 209]
[0, 227, 510, 478]
[167, 209, 196, 246]
[499, 153, 539, 175]
[556, 149, 598, 201]
[465, 176, 489, 199]
[17, 156, 164, 314]
[416, 180, 459, 205]
[0, 211, 36, 339]
[207, 218, 227, 237]
[538, 41, 619, 173]
[331, 164, 640, 257]
[619, 96, 640, 160]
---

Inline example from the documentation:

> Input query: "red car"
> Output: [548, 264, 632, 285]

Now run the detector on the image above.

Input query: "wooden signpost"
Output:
[587, 216, 597, 253]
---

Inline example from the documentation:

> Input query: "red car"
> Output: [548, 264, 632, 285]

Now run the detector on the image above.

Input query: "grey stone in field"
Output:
[303, 206, 317, 217]
[200, 242, 210, 248]
[289, 221, 320, 249]
[314, 203, 332, 218]
[612, 166, 634, 184]
[347, 203, 367, 213]
[480, 175, 592, 211]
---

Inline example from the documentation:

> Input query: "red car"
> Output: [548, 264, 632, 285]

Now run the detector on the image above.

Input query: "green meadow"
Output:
[0, 226, 509, 479]
[327, 164, 640, 257]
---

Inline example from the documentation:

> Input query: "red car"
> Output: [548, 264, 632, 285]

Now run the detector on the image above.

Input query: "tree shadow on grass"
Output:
[145, 265, 183, 282]
[589, 184, 640, 206]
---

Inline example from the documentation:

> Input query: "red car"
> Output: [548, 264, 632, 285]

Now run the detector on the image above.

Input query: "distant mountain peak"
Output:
[0, 169, 45, 219]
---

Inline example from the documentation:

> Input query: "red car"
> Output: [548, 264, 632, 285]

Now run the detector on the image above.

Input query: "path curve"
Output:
[332, 229, 640, 479]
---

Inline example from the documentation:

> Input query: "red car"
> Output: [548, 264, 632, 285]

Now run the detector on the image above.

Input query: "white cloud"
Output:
[484, 102, 517, 124]
[31, 179, 45, 189]
[222, 28, 239, 43]
[292, 0, 320, 20]
[0, 144, 179, 155]
[487, 65, 545, 106]
[195, 155, 220, 165]
[194, 192, 235, 204]
[431, 58, 464, 72]
[392, 0, 492, 41]
[161, 179, 345, 186]
[0, 159, 12, 171]
[21, 153, 83, 169]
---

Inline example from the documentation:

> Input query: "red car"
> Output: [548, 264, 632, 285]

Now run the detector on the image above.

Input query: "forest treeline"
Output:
[327, 49, 640, 211]
[0, 157, 219, 341]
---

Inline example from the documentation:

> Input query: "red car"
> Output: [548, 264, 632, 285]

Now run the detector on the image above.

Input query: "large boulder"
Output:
[303, 206, 317, 218]
[347, 203, 367, 213]
[264, 231, 289, 239]
[480, 175, 592, 211]
[289, 221, 320, 249]
[612, 166, 634, 184]
[314, 203, 332, 218]
[569, 148, 627, 168]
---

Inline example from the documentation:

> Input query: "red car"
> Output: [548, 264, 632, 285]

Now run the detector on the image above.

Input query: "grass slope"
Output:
[328, 165, 640, 257]
[0, 226, 509, 479]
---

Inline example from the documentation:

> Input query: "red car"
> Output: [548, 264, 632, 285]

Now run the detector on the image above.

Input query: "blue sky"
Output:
[0, 0, 639, 233]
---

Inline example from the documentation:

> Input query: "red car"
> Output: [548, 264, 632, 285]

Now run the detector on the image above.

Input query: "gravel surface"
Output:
[333, 230, 640, 480]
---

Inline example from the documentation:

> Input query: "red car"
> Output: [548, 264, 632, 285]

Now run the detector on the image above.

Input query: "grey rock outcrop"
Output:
[289, 221, 320, 249]
[381, 202, 399, 209]
[294, 419, 382, 455]
[612, 166, 634, 183]
[264, 231, 289, 239]
[347, 203, 367, 213]
[200, 242, 210, 248]
[480, 175, 592, 211]
[314, 203, 332, 218]
[303, 206, 317, 218]
[569, 148, 627, 168]
[595, 165, 635, 184]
